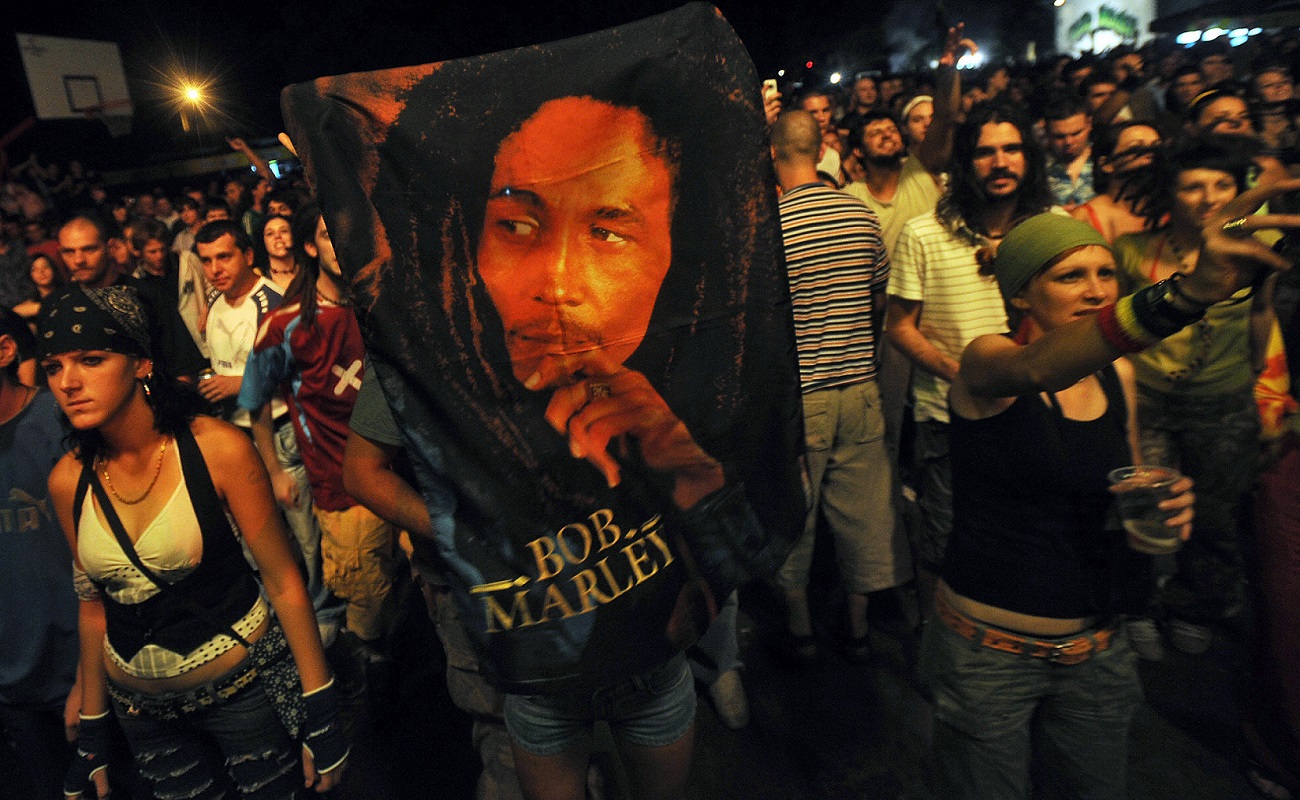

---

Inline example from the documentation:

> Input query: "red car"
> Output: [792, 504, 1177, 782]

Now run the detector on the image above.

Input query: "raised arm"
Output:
[959, 177, 1300, 399]
[227, 137, 275, 183]
[917, 25, 972, 176]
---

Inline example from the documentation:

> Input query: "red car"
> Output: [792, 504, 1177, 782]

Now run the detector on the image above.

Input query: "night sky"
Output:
[0, 0, 1045, 170]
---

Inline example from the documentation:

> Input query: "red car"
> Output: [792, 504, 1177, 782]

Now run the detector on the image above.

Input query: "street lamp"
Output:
[179, 84, 203, 132]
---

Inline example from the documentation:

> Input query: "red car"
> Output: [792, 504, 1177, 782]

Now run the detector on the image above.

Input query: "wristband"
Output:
[1097, 298, 1157, 353]
[302, 679, 349, 776]
[63, 711, 111, 798]
[1132, 278, 1209, 337]
[1097, 281, 1208, 354]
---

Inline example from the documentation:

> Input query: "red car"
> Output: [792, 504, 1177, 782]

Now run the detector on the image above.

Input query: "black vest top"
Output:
[76, 424, 262, 662]
[941, 365, 1152, 619]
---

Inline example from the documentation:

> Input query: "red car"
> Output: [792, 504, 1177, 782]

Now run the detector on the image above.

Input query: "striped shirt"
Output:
[779, 183, 890, 393]
[888, 211, 1009, 423]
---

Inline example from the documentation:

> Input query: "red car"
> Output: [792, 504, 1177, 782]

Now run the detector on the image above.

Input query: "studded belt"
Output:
[935, 589, 1115, 666]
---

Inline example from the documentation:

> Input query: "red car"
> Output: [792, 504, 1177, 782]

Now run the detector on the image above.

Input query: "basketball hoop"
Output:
[80, 99, 133, 137]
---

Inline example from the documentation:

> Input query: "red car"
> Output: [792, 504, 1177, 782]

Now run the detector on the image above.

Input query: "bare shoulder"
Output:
[1111, 356, 1136, 384]
[48, 450, 85, 500]
[189, 416, 261, 479]
[1112, 357, 1139, 399]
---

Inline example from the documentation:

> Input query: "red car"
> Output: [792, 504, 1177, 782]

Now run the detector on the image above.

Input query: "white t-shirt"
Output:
[888, 212, 1009, 423]
[206, 276, 284, 427]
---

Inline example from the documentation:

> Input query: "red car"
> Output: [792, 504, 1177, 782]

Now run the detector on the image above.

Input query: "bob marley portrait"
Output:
[282, 3, 805, 692]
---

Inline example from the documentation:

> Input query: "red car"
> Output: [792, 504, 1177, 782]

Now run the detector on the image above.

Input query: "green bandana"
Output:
[994, 213, 1110, 301]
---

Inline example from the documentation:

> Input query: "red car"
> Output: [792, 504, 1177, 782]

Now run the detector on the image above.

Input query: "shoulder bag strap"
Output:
[173, 423, 241, 555]
[86, 470, 252, 649]
[73, 460, 92, 537]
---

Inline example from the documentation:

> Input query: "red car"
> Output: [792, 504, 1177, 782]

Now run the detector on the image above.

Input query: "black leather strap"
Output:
[84, 439, 253, 650]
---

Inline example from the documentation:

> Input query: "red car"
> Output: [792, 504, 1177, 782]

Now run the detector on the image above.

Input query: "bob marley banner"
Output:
[282, 2, 805, 693]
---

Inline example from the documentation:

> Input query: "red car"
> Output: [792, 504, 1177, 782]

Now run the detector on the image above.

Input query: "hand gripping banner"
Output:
[282, 2, 806, 692]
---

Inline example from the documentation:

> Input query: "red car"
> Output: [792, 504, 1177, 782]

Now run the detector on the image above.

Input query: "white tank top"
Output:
[76, 448, 267, 679]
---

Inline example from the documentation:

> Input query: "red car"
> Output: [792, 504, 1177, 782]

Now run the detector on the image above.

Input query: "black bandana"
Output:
[37, 285, 151, 359]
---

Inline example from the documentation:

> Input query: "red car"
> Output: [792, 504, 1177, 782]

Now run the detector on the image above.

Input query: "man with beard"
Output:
[843, 110, 943, 253]
[842, 26, 971, 254]
[840, 38, 966, 472]
[885, 102, 1055, 609]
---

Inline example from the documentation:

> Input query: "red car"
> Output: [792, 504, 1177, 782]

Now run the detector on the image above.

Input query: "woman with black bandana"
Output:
[39, 285, 348, 799]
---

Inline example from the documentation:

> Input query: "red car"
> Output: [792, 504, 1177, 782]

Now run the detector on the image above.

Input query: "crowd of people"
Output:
[1, 21, 1299, 800]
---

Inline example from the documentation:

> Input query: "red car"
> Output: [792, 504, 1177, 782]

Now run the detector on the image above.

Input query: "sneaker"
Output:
[708, 669, 750, 730]
[1125, 617, 1164, 662]
[1168, 619, 1213, 654]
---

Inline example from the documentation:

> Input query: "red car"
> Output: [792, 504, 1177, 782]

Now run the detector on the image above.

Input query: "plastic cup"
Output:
[1107, 465, 1184, 555]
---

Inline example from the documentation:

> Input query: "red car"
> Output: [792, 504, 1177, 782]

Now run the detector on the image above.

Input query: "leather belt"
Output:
[935, 590, 1115, 666]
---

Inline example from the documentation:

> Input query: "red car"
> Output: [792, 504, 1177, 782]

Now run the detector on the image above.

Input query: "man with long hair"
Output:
[886, 101, 1055, 607]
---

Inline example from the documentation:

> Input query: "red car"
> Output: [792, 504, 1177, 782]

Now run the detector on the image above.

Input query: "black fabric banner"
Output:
[282, 2, 806, 693]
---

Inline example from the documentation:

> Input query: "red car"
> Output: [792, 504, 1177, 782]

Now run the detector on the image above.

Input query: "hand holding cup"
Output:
[1107, 465, 1194, 554]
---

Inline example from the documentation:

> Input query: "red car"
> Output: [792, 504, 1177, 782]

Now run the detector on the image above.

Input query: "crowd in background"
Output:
[2, 24, 1300, 800]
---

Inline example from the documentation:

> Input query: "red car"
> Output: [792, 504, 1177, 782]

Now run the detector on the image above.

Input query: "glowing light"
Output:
[956, 50, 985, 70]
[1175, 31, 1201, 44]
[777, 68, 785, 77]
[1249, 27, 1263, 35]
[830, 72, 842, 84]
[1053, 0, 1065, 7]
[162, 73, 219, 133]
[1230, 28, 1248, 37]
[1203, 27, 1225, 40]
[806, 61, 813, 69]
[1230, 35, 1248, 46]
[1092, 29, 1123, 51]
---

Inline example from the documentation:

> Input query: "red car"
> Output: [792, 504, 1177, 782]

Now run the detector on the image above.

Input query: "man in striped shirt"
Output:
[885, 102, 1055, 607]
[771, 110, 912, 664]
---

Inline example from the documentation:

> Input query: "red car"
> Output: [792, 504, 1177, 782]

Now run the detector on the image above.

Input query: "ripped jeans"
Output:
[111, 680, 300, 799]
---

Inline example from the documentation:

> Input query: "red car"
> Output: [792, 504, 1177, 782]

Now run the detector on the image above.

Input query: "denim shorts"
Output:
[503, 654, 696, 756]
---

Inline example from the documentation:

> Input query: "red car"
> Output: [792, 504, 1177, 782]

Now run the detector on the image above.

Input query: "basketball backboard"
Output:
[15, 33, 133, 121]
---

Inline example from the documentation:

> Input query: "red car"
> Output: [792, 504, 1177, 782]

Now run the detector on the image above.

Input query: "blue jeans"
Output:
[274, 424, 344, 629]
[504, 655, 696, 757]
[918, 614, 1142, 800]
[112, 679, 300, 799]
